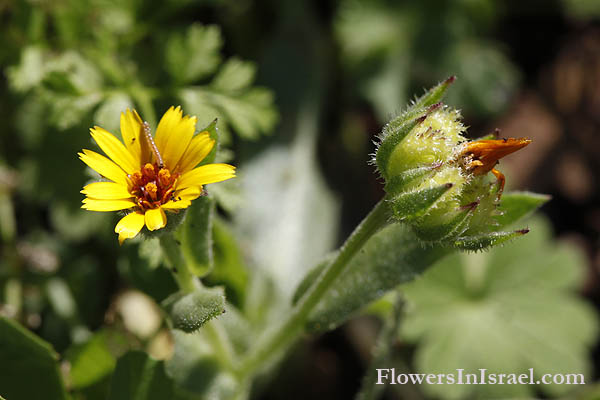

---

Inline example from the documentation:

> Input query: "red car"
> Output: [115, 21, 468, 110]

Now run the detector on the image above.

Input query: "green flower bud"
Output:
[374, 78, 531, 247]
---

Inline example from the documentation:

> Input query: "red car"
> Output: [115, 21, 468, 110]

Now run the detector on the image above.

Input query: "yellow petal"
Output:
[79, 150, 129, 185]
[161, 200, 192, 210]
[81, 182, 133, 199]
[157, 110, 197, 170]
[175, 186, 202, 200]
[176, 132, 215, 174]
[154, 106, 182, 161]
[81, 198, 136, 211]
[115, 212, 145, 244]
[177, 164, 236, 190]
[144, 207, 167, 231]
[162, 186, 201, 209]
[120, 109, 147, 165]
[90, 126, 138, 174]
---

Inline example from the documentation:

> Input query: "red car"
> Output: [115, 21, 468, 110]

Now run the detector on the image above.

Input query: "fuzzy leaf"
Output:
[305, 223, 451, 332]
[203, 218, 249, 308]
[178, 196, 215, 277]
[234, 132, 339, 299]
[163, 286, 226, 333]
[166, 329, 239, 398]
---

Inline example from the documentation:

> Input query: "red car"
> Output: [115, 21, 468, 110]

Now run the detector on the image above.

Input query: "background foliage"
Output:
[1, 0, 599, 399]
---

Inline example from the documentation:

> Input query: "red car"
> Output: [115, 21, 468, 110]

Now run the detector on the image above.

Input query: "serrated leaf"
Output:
[107, 351, 176, 400]
[402, 216, 598, 399]
[48, 92, 104, 130]
[166, 24, 222, 84]
[0, 317, 68, 400]
[179, 86, 278, 141]
[163, 286, 225, 333]
[211, 58, 256, 92]
[305, 223, 451, 332]
[177, 196, 214, 277]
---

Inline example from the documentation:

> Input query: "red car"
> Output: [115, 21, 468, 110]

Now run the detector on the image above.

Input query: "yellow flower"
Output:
[79, 106, 235, 244]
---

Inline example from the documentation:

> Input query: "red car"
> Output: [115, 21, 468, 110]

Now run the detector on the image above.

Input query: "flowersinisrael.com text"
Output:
[376, 368, 585, 386]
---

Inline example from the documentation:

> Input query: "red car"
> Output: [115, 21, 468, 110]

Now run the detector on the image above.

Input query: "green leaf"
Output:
[47, 91, 104, 130]
[402, 215, 598, 399]
[163, 286, 226, 333]
[495, 191, 551, 228]
[211, 58, 257, 92]
[0, 317, 68, 400]
[203, 218, 248, 308]
[234, 127, 339, 300]
[177, 196, 215, 277]
[180, 87, 278, 141]
[166, 330, 239, 398]
[305, 223, 451, 332]
[166, 24, 222, 84]
[6, 46, 46, 92]
[107, 351, 175, 400]
[66, 331, 117, 389]
[42, 70, 81, 95]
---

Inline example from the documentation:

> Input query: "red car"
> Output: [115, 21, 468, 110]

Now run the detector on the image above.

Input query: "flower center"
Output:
[130, 163, 178, 210]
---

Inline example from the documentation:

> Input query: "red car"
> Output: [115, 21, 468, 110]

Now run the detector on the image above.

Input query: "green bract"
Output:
[374, 78, 527, 247]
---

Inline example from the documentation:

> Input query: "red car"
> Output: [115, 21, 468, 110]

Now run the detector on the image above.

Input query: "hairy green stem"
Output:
[355, 294, 405, 400]
[159, 234, 197, 293]
[236, 198, 392, 378]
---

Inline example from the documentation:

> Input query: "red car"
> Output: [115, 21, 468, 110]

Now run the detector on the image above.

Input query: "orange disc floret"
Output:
[130, 163, 180, 210]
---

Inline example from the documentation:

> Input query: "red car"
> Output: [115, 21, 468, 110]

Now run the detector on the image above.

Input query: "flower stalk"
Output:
[236, 197, 393, 378]
[159, 234, 198, 293]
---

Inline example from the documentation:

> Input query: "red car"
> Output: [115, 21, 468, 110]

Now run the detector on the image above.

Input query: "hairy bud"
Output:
[374, 77, 531, 247]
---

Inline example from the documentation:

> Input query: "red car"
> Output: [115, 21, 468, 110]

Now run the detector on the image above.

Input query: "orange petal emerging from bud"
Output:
[461, 138, 531, 176]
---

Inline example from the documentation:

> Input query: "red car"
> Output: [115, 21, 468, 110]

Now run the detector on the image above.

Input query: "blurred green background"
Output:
[1, 0, 600, 399]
